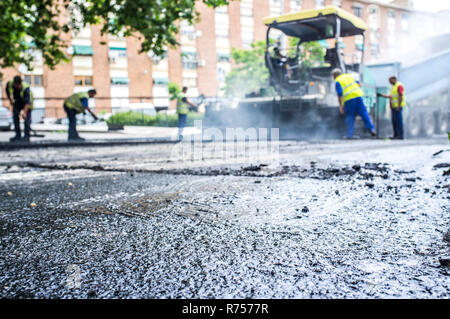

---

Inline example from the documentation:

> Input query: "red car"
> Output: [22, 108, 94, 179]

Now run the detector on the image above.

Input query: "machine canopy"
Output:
[263, 6, 368, 43]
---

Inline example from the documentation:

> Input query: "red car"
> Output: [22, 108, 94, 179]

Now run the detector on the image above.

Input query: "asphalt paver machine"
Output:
[204, 6, 376, 139]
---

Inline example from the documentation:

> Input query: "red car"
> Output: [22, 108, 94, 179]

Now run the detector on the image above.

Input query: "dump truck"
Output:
[203, 6, 450, 139]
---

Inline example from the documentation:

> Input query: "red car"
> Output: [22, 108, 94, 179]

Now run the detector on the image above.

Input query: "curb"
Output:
[0, 138, 180, 151]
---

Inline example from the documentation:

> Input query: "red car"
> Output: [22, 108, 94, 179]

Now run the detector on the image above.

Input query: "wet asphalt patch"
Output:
[0, 160, 449, 298]
[0, 140, 449, 298]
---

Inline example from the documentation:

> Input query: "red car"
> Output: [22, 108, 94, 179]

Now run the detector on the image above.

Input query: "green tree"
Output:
[168, 82, 181, 101]
[288, 38, 325, 67]
[223, 39, 326, 98]
[223, 41, 269, 98]
[0, 0, 231, 71]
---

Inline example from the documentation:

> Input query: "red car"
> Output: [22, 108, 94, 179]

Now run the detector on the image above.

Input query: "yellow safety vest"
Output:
[391, 81, 406, 108]
[8, 80, 34, 110]
[177, 93, 189, 115]
[64, 92, 90, 113]
[335, 73, 364, 103]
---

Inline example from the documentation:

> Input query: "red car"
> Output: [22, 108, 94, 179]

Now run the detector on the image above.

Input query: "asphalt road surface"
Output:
[0, 138, 449, 298]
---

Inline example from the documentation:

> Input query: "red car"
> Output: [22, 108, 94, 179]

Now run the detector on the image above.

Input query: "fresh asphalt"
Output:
[0, 137, 449, 298]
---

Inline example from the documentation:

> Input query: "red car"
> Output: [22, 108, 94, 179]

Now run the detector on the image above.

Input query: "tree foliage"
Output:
[168, 82, 181, 101]
[107, 110, 203, 127]
[223, 38, 326, 98]
[223, 41, 269, 98]
[0, 0, 231, 71]
[288, 38, 326, 67]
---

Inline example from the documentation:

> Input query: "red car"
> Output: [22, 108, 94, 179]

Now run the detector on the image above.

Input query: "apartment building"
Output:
[1, 0, 448, 120]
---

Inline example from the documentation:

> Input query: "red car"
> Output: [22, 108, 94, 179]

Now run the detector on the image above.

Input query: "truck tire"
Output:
[435, 112, 448, 134]
[406, 113, 421, 138]
[421, 113, 435, 137]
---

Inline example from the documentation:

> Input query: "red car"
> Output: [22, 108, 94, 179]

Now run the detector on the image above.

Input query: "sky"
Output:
[381, 0, 450, 12]
[412, 0, 450, 12]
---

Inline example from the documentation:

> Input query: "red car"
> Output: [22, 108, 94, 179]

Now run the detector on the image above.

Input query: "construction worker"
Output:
[63, 90, 98, 141]
[5, 76, 33, 142]
[268, 40, 289, 79]
[176, 86, 196, 140]
[268, 40, 286, 61]
[332, 68, 376, 139]
[377, 76, 406, 140]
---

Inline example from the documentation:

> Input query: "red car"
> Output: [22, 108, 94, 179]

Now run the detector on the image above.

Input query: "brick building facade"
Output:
[1, 0, 449, 121]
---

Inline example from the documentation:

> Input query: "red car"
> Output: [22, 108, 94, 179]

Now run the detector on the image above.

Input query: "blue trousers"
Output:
[391, 108, 404, 139]
[13, 107, 31, 138]
[178, 114, 187, 136]
[344, 97, 375, 138]
[64, 104, 80, 139]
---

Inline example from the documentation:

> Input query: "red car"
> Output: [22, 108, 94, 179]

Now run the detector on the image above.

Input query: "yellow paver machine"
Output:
[205, 6, 376, 139]
[204, 5, 450, 139]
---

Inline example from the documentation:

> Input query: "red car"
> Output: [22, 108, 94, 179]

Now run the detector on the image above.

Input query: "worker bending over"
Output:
[176, 87, 196, 141]
[378, 76, 406, 140]
[332, 68, 376, 139]
[63, 90, 98, 141]
[5, 76, 33, 143]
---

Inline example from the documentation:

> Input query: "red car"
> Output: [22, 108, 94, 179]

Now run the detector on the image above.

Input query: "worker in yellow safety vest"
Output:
[63, 90, 98, 141]
[5, 76, 34, 142]
[332, 68, 376, 139]
[378, 76, 406, 139]
[176, 86, 196, 140]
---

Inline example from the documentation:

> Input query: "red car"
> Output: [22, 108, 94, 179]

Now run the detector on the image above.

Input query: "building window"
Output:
[74, 76, 93, 86]
[217, 53, 231, 63]
[180, 20, 196, 40]
[369, 6, 379, 15]
[215, 6, 228, 14]
[182, 52, 198, 70]
[149, 50, 168, 65]
[315, 0, 325, 9]
[242, 30, 254, 48]
[368, 5, 380, 28]
[111, 77, 130, 86]
[216, 26, 229, 38]
[182, 77, 197, 88]
[24, 75, 43, 86]
[182, 61, 197, 70]
[109, 47, 127, 58]
[333, 0, 342, 7]
[241, 0, 253, 17]
[370, 44, 379, 57]
[241, 8, 253, 17]
[370, 29, 380, 43]
[290, 0, 302, 11]
[215, 10, 229, 25]
[270, 0, 282, 16]
[401, 13, 409, 32]
[72, 45, 94, 56]
[153, 78, 170, 86]
[387, 11, 396, 48]
[353, 5, 363, 18]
